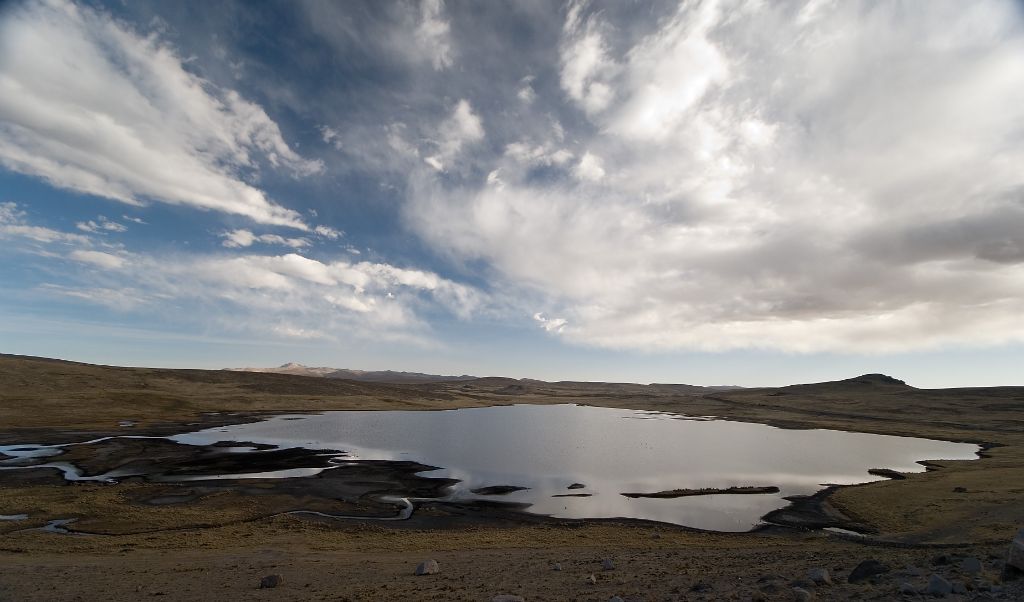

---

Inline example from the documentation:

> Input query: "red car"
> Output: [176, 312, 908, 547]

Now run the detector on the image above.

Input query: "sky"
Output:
[2, 0, 1024, 388]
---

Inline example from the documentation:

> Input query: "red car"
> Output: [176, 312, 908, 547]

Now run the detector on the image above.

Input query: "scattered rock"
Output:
[808, 568, 832, 586]
[898, 581, 917, 595]
[414, 559, 439, 576]
[609, 597, 624, 602]
[568, 483, 585, 489]
[586, 574, 597, 585]
[952, 581, 967, 594]
[490, 596, 524, 602]
[925, 574, 953, 597]
[961, 557, 983, 575]
[601, 558, 615, 571]
[792, 586, 813, 601]
[690, 582, 713, 593]
[259, 575, 283, 589]
[932, 554, 950, 566]
[953, 486, 967, 493]
[552, 563, 562, 571]
[848, 559, 891, 583]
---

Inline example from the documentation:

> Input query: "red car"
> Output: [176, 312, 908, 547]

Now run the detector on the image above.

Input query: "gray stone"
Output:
[490, 596, 525, 602]
[925, 573, 953, 597]
[792, 586, 813, 601]
[609, 597, 624, 602]
[961, 557, 983, 574]
[1008, 527, 1024, 572]
[952, 581, 967, 594]
[259, 574, 283, 589]
[848, 559, 891, 583]
[601, 558, 615, 571]
[552, 563, 562, 571]
[808, 568, 832, 586]
[898, 581, 918, 595]
[586, 574, 597, 585]
[414, 559, 439, 576]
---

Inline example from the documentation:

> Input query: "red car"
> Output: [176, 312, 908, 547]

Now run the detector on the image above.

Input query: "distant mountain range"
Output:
[227, 363, 478, 384]
[225, 362, 747, 389]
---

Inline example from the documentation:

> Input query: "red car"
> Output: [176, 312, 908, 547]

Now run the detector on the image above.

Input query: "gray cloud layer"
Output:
[394, 0, 1024, 352]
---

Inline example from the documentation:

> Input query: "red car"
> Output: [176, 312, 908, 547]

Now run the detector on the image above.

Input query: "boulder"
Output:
[898, 581, 917, 595]
[848, 559, 890, 583]
[609, 597, 624, 602]
[258, 574, 283, 589]
[1007, 527, 1024, 572]
[415, 559, 440, 576]
[961, 557, 983, 575]
[792, 586, 813, 601]
[601, 558, 615, 571]
[808, 568, 832, 585]
[925, 574, 952, 597]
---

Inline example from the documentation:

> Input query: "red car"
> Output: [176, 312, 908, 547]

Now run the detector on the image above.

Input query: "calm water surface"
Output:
[173, 404, 979, 531]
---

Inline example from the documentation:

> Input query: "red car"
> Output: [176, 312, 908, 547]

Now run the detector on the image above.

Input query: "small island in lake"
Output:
[621, 486, 781, 498]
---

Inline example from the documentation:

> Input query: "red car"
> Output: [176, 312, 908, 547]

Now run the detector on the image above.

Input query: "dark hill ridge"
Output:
[774, 373, 915, 395]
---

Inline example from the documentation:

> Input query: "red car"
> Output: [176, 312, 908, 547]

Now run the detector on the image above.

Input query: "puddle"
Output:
[0, 404, 979, 532]
[37, 518, 82, 535]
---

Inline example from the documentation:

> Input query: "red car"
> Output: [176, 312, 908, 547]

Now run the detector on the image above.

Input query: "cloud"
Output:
[533, 312, 567, 333]
[0, 201, 90, 245]
[314, 225, 343, 240]
[424, 99, 484, 171]
[220, 229, 310, 249]
[402, 0, 1024, 354]
[76, 216, 127, 233]
[573, 152, 605, 182]
[0, 0, 321, 228]
[319, 125, 343, 150]
[299, 0, 455, 73]
[69, 249, 126, 269]
[560, 2, 619, 115]
[517, 76, 537, 104]
[3, 207, 483, 344]
[416, 0, 453, 70]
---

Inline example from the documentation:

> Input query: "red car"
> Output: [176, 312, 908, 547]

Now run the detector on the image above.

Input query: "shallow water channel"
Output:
[1, 404, 979, 531]
[179, 404, 978, 531]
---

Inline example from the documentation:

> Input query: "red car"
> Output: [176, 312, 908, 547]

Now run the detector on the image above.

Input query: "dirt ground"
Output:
[1, 354, 1023, 600]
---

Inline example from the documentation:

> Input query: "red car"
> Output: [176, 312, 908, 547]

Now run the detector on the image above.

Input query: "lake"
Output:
[170, 404, 979, 531]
